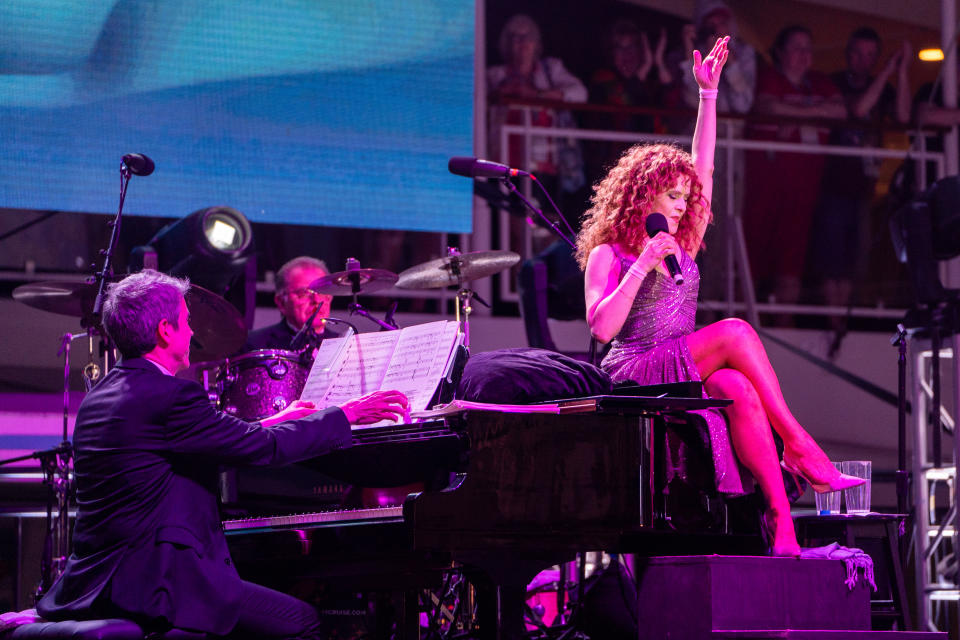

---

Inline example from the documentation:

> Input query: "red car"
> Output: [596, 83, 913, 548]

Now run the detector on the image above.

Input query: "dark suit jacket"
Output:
[243, 319, 339, 353]
[37, 357, 351, 634]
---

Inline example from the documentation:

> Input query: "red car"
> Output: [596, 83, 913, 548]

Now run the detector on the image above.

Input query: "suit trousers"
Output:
[226, 581, 321, 640]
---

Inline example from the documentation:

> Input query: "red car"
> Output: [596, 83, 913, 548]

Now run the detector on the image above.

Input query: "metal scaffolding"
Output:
[911, 334, 960, 631]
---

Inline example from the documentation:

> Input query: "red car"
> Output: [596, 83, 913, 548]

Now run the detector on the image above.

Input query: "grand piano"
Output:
[222, 395, 762, 639]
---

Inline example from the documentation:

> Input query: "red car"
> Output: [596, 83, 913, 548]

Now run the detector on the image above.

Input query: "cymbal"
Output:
[309, 268, 398, 296]
[184, 285, 247, 362]
[13, 278, 246, 362]
[396, 250, 521, 289]
[12, 279, 112, 318]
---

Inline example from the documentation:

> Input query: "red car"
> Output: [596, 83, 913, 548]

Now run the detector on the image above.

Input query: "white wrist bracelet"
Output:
[699, 88, 718, 99]
[625, 262, 648, 281]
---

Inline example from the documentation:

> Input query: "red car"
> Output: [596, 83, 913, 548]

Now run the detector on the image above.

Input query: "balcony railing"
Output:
[490, 99, 949, 328]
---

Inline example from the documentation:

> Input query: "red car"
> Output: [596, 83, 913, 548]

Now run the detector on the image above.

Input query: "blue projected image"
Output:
[0, 1, 474, 232]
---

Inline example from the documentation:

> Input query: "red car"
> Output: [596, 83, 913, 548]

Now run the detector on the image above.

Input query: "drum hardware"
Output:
[396, 248, 519, 347]
[12, 278, 117, 319]
[394, 249, 521, 290]
[0, 331, 99, 599]
[308, 258, 399, 297]
[216, 350, 309, 421]
[13, 280, 247, 364]
[310, 258, 400, 331]
[183, 285, 248, 362]
[81, 332, 102, 391]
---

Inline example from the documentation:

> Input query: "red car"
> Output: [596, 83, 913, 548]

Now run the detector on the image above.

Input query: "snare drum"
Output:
[218, 349, 308, 421]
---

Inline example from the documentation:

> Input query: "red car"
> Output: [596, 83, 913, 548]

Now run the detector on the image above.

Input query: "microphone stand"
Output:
[349, 303, 399, 331]
[290, 304, 323, 352]
[15, 157, 147, 600]
[501, 175, 576, 250]
[325, 317, 360, 336]
[91, 162, 134, 320]
[85, 160, 136, 379]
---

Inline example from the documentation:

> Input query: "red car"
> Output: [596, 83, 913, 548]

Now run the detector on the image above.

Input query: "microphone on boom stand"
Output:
[447, 156, 577, 249]
[290, 303, 324, 352]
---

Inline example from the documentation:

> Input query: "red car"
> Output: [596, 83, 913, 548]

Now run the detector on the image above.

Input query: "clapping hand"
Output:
[693, 35, 729, 90]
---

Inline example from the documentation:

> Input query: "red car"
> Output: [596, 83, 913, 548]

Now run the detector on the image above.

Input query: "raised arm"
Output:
[690, 36, 729, 245]
[851, 47, 905, 121]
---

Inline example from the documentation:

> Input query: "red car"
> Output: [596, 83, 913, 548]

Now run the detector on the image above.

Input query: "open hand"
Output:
[682, 24, 696, 58]
[882, 49, 903, 77]
[267, 400, 317, 424]
[654, 27, 669, 66]
[636, 32, 653, 80]
[340, 390, 410, 425]
[693, 36, 729, 90]
[899, 40, 912, 74]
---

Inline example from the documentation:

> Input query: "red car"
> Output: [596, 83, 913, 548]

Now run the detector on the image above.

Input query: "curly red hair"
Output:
[575, 143, 711, 269]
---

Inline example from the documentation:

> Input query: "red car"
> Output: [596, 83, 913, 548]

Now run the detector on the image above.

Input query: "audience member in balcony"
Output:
[584, 20, 674, 198]
[487, 14, 588, 201]
[578, 37, 863, 558]
[588, 20, 673, 135]
[811, 29, 910, 349]
[743, 25, 844, 315]
[906, 56, 960, 195]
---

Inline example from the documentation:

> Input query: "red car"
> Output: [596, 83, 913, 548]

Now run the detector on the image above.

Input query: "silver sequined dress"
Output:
[601, 250, 747, 494]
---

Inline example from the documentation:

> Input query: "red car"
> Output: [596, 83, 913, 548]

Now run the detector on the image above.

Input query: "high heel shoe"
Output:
[781, 451, 865, 494]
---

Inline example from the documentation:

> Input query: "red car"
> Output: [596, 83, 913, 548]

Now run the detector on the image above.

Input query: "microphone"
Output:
[645, 213, 684, 285]
[448, 157, 529, 179]
[290, 303, 323, 352]
[122, 153, 155, 176]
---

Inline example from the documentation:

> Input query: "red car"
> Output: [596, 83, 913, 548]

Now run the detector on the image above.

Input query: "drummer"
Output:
[243, 256, 338, 352]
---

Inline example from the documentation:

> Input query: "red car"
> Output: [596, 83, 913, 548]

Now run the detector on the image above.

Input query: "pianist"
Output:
[243, 255, 337, 352]
[37, 269, 408, 639]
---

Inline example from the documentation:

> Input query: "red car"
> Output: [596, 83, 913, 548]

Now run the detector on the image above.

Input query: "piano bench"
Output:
[4, 619, 207, 640]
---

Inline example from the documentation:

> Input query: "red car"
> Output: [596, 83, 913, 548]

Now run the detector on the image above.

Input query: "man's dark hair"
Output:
[770, 24, 813, 69]
[847, 27, 882, 51]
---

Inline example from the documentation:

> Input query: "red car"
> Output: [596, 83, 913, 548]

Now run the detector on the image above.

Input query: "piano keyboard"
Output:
[223, 506, 404, 533]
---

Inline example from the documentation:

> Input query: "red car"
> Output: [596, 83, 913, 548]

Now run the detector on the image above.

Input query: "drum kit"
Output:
[217, 248, 520, 421]
[10, 247, 520, 423]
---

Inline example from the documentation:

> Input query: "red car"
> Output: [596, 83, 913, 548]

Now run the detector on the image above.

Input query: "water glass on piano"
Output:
[813, 462, 842, 515]
[841, 460, 871, 514]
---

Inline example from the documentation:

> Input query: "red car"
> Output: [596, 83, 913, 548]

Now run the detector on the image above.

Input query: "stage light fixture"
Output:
[891, 176, 960, 305]
[130, 206, 257, 327]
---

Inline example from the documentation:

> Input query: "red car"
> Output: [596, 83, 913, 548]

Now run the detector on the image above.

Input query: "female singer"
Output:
[576, 37, 861, 556]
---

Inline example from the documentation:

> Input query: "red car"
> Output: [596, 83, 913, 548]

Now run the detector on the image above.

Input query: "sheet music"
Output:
[379, 321, 460, 412]
[299, 329, 355, 407]
[316, 331, 399, 406]
[299, 320, 460, 423]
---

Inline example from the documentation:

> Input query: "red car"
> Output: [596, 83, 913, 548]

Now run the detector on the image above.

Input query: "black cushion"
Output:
[456, 348, 611, 404]
[6, 620, 206, 640]
[7, 619, 144, 640]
